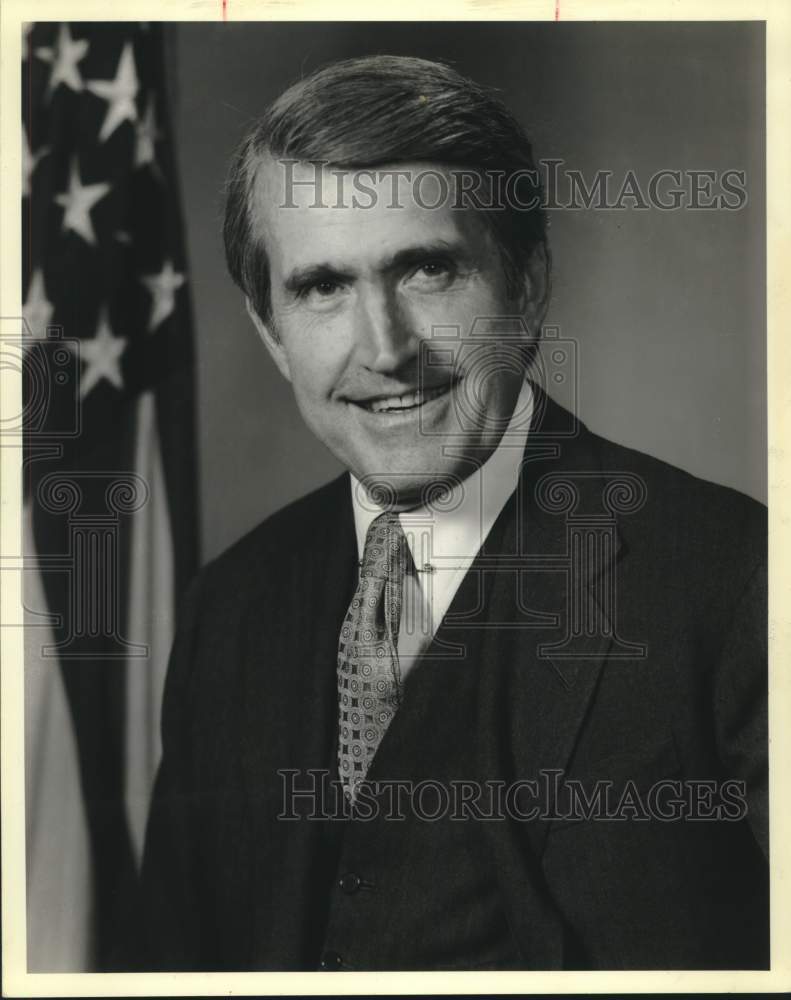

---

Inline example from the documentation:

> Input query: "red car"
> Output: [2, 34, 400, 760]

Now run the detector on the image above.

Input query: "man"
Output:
[137, 55, 768, 970]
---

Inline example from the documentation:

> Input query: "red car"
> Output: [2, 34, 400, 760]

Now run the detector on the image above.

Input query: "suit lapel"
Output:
[238, 474, 357, 965]
[479, 389, 625, 841]
[410, 388, 626, 858]
[240, 474, 357, 798]
[467, 389, 627, 965]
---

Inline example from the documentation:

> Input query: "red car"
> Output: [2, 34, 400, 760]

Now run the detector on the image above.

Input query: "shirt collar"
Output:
[350, 379, 534, 568]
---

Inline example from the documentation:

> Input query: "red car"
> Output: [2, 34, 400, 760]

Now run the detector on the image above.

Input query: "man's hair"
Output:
[223, 54, 548, 323]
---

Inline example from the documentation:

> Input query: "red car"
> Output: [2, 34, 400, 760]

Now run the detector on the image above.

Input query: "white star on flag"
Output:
[55, 158, 111, 246]
[35, 24, 89, 98]
[141, 260, 185, 331]
[86, 42, 139, 142]
[23, 128, 50, 198]
[68, 309, 127, 398]
[134, 96, 160, 169]
[23, 270, 54, 340]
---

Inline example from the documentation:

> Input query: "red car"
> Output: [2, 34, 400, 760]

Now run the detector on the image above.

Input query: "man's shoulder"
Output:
[579, 419, 766, 559]
[195, 472, 350, 594]
[587, 421, 764, 512]
[536, 388, 765, 535]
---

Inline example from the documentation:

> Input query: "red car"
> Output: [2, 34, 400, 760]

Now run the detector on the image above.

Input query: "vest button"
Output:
[320, 950, 344, 970]
[339, 872, 362, 894]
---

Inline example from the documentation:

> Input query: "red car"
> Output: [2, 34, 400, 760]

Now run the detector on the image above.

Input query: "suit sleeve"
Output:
[712, 555, 768, 860]
[131, 574, 208, 969]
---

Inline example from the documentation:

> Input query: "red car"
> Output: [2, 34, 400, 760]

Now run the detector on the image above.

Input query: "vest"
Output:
[314, 647, 523, 971]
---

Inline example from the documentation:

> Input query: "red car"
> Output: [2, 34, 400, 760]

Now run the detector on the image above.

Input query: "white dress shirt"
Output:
[350, 379, 533, 682]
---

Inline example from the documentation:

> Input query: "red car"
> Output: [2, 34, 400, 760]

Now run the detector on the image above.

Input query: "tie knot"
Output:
[360, 512, 408, 580]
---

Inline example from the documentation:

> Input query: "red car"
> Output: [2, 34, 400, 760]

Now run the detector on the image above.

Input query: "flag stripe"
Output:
[125, 389, 175, 865]
[24, 502, 93, 973]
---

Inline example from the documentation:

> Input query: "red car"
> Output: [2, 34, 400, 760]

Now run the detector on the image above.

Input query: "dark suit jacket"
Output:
[136, 387, 768, 970]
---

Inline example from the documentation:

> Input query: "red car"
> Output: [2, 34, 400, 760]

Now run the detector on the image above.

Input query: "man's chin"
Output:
[351, 468, 463, 512]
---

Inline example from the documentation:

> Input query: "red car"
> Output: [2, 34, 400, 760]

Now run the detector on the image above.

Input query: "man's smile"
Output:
[345, 376, 460, 419]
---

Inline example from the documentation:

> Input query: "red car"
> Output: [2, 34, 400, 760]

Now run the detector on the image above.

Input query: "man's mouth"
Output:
[352, 380, 457, 414]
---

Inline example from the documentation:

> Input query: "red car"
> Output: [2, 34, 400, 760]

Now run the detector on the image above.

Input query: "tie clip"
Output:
[357, 560, 436, 574]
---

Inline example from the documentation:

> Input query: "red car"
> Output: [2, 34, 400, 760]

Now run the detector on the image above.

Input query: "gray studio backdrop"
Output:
[169, 22, 766, 563]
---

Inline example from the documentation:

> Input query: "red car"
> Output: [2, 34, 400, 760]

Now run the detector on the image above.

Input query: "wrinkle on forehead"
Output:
[249, 152, 498, 277]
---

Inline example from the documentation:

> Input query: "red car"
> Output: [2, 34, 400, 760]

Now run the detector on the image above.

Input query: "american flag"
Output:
[22, 22, 198, 971]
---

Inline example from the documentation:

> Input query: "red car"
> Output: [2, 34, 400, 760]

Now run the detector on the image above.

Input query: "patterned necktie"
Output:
[337, 512, 409, 803]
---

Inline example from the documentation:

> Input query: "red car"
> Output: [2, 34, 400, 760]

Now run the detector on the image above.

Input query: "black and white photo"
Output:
[4, 10, 786, 991]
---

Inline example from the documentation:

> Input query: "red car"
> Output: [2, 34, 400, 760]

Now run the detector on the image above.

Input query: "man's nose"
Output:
[354, 286, 419, 373]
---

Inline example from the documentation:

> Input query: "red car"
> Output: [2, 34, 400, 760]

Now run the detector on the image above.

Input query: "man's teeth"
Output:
[364, 383, 449, 413]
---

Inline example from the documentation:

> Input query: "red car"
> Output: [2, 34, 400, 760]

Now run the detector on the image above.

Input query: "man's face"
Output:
[248, 157, 546, 507]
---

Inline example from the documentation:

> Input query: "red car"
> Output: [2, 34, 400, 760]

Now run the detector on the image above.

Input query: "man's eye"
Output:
[408, 259, 456, 289]
[308, 280, 339, 297]
[419, 260, 450, 277]
[296, 279, 345, 306]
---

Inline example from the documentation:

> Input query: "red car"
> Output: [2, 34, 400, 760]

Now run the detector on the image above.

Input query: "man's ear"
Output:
[516, 243, 551, 336]
[245, 297, 292, 382]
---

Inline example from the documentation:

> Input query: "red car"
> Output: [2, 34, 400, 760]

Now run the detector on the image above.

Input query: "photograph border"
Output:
[2, 0, 789, 995]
